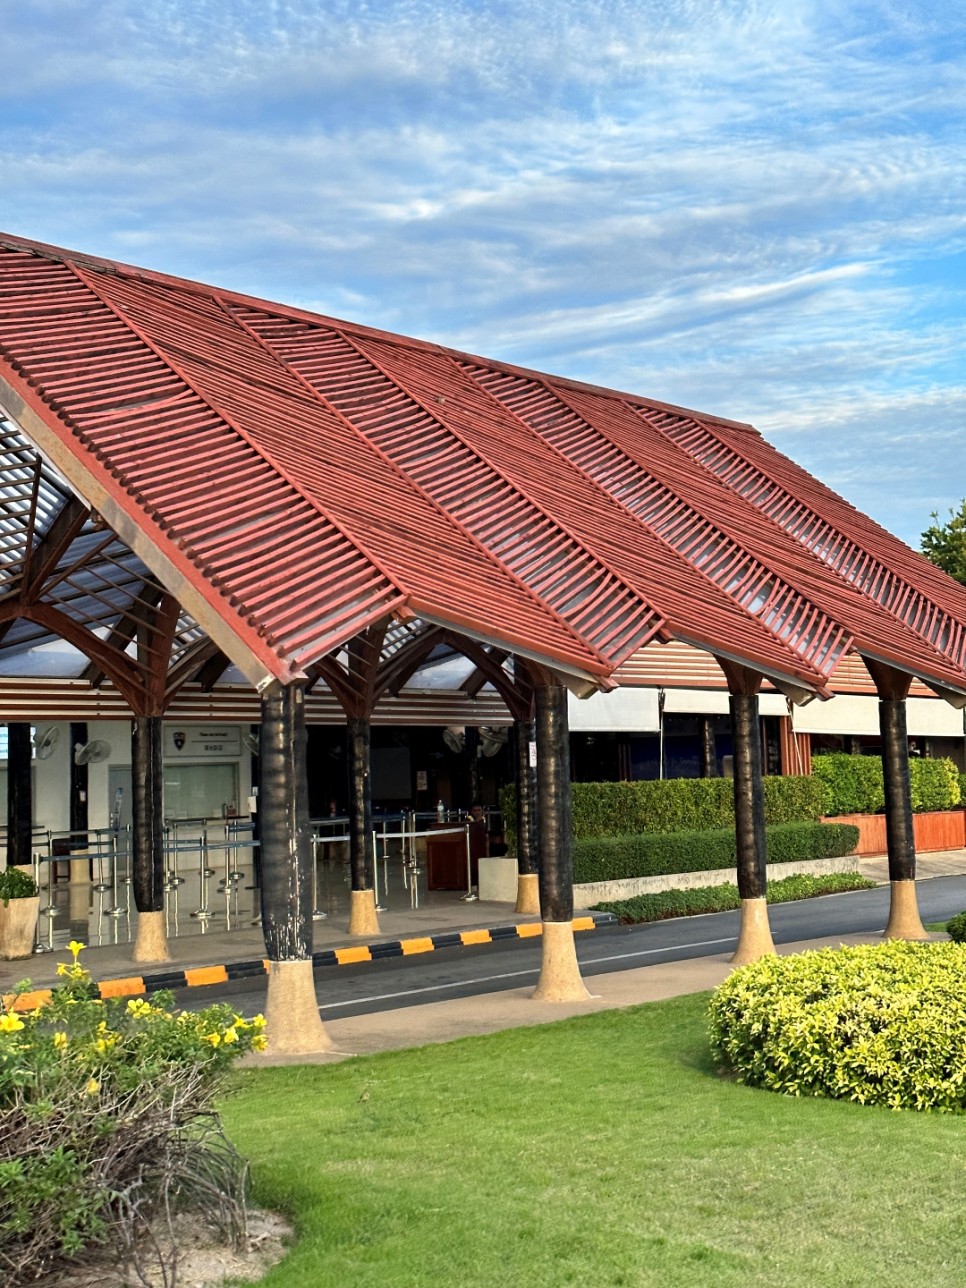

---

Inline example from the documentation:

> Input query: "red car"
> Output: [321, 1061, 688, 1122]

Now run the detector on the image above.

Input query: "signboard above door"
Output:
[164, 726, 242, 757]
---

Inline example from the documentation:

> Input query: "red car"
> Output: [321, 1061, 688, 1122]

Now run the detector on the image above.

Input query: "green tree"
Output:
[921, 500, 966, 585]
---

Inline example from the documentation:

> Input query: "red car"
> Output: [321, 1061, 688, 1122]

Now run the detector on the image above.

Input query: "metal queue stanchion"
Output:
[107, 825, 130, 920]
[190, 824, 215, 925]
[393, 813, 475, 908]
[309, 818, 350, 921]
[31, 830, 54, 953]
[461, 821, 477, 901]
[371, 814, 402, 913]
[164, 821, 187, 892]
[91, 826, 113, 894]
[218, 821, 253, 928]
[402, 809, 422, 907]
[163, 823, 191, 937]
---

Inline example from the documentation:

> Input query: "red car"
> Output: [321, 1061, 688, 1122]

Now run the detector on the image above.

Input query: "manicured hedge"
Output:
[500, 774, 826, 847]
[708, 940, 966, 1111]
[572, 821, 859, 884]
[813, 753, 961, 816]
[911, 756, 963, 812]
[594, 872, 875, 924]
[812, 753, 884, 816]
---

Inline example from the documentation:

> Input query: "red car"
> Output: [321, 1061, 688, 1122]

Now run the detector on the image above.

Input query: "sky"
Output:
[1, 0, 964, 550]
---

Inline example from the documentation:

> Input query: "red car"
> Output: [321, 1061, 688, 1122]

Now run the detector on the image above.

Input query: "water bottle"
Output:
[436, 799, 445, 823]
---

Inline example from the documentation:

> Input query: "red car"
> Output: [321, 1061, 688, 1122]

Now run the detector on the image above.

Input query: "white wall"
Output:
[793, 694, 965, 738]
[5, 721, 254, 835]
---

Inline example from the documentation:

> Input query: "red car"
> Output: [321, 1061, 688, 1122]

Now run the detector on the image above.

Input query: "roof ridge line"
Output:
[459, 362, 835, 692]
[0, 234, 755, 437]
[67, 263, 414, 640]
[637, 403, 966, 691]
[235, 304, 629, 675]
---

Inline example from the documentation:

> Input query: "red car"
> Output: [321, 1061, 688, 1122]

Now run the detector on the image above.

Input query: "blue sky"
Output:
[2, 0, 964, 549]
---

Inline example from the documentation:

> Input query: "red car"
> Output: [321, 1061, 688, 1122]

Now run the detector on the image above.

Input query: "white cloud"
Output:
[1, 0, 965, 547]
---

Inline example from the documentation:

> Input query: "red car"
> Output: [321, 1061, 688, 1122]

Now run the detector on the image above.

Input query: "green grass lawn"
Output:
[221, 994, 966, 1288]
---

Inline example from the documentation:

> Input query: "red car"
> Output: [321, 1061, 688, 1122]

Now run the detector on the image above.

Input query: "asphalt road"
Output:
[179, 875, 966, 1020]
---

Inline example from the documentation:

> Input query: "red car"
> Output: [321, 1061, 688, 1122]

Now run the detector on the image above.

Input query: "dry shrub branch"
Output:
[0, 943, 265, 1286]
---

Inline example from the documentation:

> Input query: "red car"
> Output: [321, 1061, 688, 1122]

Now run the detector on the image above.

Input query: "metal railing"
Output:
[1, 806, 500, 950]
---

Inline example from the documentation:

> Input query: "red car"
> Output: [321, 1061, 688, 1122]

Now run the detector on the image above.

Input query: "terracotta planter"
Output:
[822, 810, 966, 857]
[0, 895, 39, 960]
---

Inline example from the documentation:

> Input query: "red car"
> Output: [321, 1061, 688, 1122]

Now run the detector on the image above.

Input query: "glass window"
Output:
[163, 763, 239, 821]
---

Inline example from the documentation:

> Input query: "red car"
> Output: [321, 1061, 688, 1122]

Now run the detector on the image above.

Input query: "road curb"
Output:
[8, 912, 617, 1009]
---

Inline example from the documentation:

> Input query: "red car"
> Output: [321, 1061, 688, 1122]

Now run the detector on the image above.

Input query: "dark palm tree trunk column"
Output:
[260, 681, 330, 1054]
[728, 674, 776, 966]
[879, 694, 927, 939]
[6, 722, 33, 870]
[131, 715, 170, 962]
[68, 720, 91, 933]
[514, 716, 540, 914]
[701, 718, 718, 778]
[532, 678, 590, 1002]
[346, 715, 380, 936]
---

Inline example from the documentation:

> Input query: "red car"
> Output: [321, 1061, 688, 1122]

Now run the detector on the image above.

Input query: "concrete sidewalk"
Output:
[251, 927, 952, 1064]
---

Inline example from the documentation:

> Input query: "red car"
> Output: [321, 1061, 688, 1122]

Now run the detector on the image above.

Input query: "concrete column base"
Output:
[730, 897, 776, 967]
[263, 958, 331, 1055]
[132, 910, 171, 964]
[532, 920, 593, 1002]
[883, 879, 928, 940]
[514, 872, 540, 916]
[348, 888, 381, 936]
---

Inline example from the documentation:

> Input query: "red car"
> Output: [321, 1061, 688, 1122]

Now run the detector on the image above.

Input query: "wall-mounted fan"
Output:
[74, 739, 112, 765]
[33, 727, 60, 760]
[442, 726, 465, 754]
[479, 726, 509, 757]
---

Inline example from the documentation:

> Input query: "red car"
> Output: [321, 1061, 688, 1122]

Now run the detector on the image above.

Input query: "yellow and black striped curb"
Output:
[7, 912, 617, 1010]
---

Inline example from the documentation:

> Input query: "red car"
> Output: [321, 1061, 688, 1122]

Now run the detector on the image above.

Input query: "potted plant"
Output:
[0, 866, 39, 959]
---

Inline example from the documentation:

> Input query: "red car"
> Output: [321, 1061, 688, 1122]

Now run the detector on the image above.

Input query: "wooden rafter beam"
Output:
[19, 494, 89, 602]
[0, 600, 144, 708]
[163, 638, 223, 706]
[143, 592, 182, 712]
[81, 581, 163, 687]
[441, 631, 531, 719]
[373, 626, 444, 702]
[195, 647, 232, 692]
[0, 493, 90, 647]
[461, 647, 507, 698]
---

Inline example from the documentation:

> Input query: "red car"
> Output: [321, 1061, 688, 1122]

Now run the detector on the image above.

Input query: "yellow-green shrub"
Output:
[708, 941, 966, 1112]
[813, 753, 961, 816]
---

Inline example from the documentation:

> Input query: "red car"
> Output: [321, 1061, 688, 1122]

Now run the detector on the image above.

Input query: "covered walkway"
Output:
[0, 231, 964, 1051]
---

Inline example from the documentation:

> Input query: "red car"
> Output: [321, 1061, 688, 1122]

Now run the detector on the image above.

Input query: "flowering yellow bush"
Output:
[0, 943, 264, 1285]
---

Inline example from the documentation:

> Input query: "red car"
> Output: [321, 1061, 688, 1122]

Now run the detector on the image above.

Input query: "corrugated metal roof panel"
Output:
[0, 229, 963, 705]
[645, 406, 966, 678]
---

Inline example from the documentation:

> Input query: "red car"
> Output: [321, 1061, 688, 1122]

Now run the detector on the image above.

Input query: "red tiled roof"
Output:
[0, 230, 963, 701]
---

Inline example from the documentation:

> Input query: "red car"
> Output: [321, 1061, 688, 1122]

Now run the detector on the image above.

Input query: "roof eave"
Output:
[0, 376, 289, 693]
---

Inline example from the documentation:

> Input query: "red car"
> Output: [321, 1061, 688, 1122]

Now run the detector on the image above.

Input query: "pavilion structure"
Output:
[0, 231, 964, 1052]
